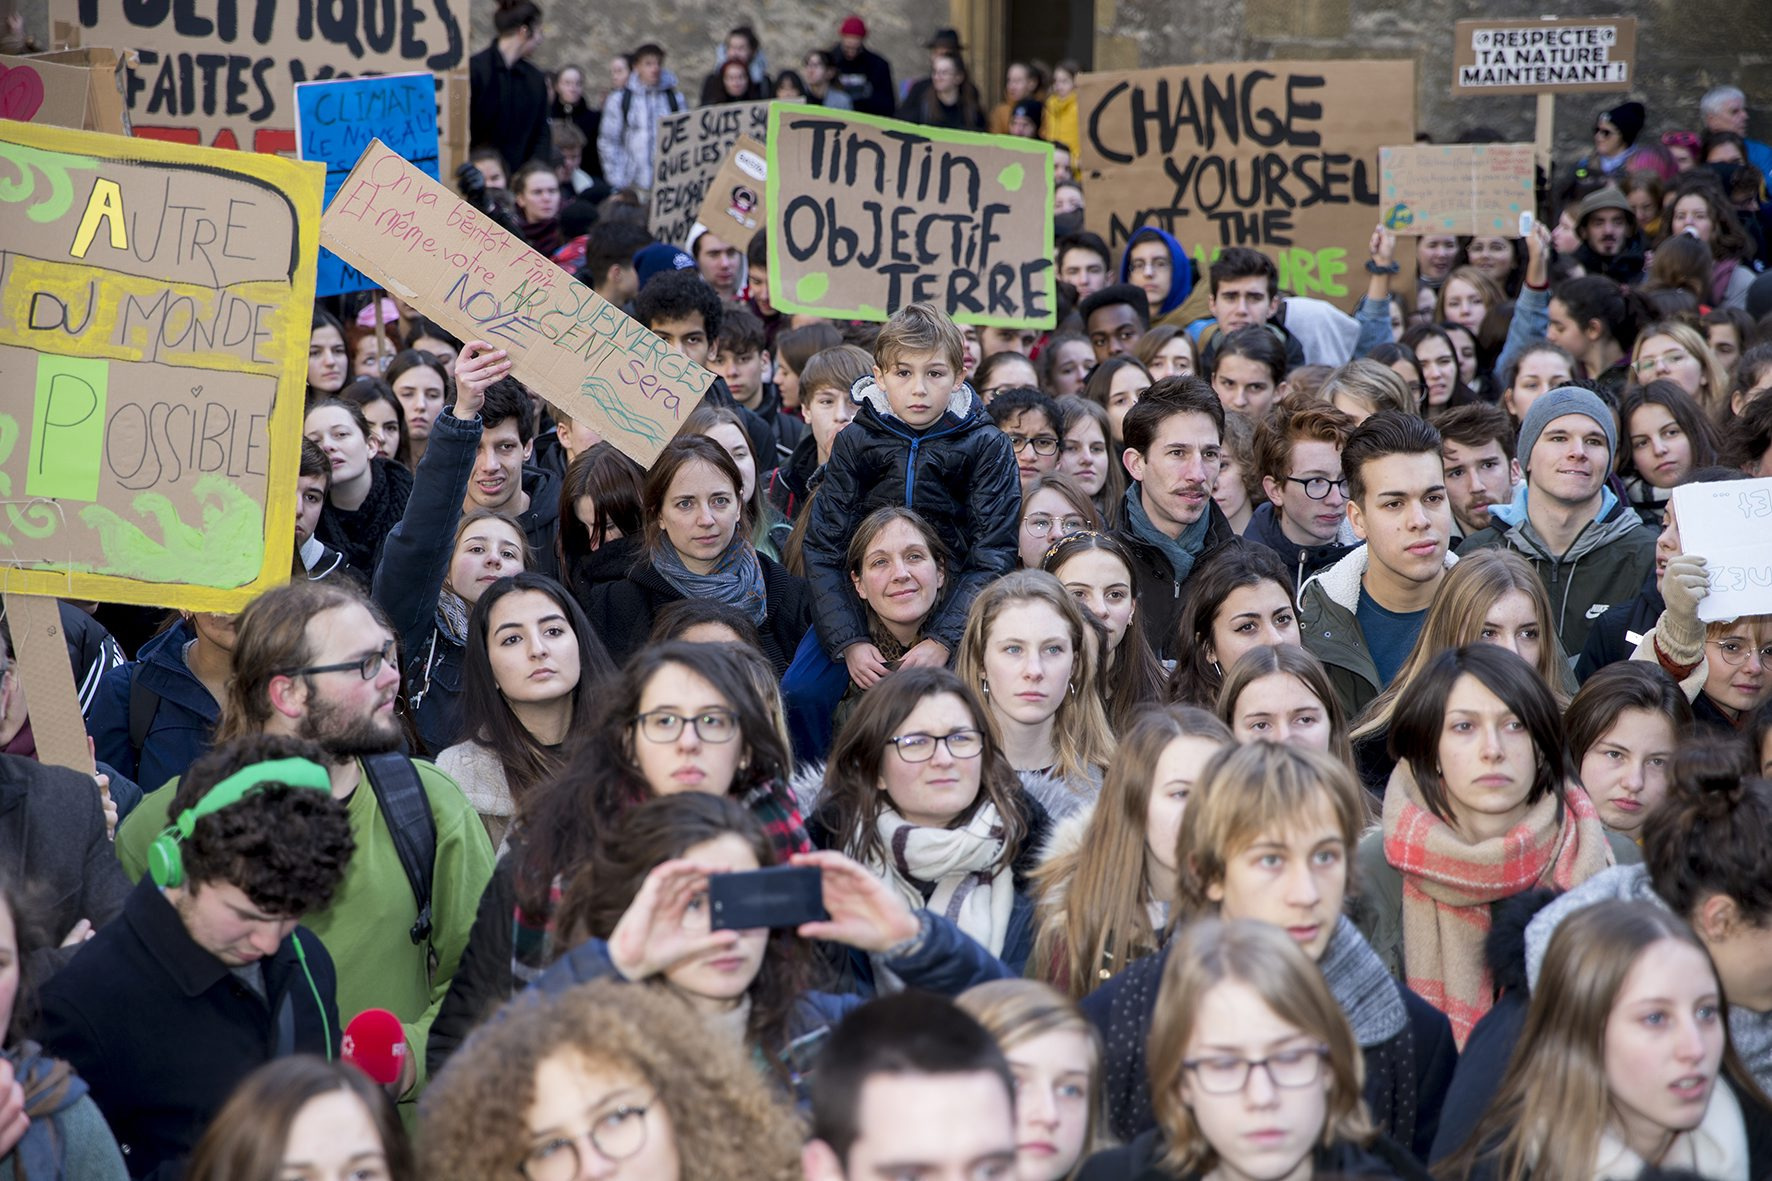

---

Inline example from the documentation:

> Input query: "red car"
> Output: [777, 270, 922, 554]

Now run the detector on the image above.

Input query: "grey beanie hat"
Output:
[1517, 385, 1617, 468]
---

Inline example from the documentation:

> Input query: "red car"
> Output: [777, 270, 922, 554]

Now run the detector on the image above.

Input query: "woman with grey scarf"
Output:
[580, 435, 812, 674]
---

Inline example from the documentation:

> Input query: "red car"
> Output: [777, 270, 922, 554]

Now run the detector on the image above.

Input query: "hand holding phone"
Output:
[709, 865, 829, 930]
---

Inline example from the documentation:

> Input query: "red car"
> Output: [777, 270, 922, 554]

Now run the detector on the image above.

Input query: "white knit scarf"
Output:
[870, 803, 1016, 966]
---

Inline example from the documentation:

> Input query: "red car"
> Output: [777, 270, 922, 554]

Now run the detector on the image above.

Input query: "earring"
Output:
[981, 679, 990, 696]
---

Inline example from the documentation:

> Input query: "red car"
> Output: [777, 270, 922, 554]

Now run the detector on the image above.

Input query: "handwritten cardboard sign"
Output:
[0, 119, 319, 611]
[1671, 479, 1772, 623]
[1077, 61, 1414, 300]
[1379, 143, 1536, 237]
[56, 0, 467, 154]
[767, 106, 1056, 328]
[650, 101, 770, 248]
[700, 135, 768, 254]
[322, 140, 713, 467]
[297, 72, 440, 296]
[1453, 17, 1637, 97]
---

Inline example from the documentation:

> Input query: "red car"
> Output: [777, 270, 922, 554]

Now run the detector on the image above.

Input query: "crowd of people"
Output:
[5, 2, 1772, 1179]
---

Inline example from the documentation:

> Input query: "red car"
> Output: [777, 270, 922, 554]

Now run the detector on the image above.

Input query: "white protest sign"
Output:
[1670, 478, 1772, 623]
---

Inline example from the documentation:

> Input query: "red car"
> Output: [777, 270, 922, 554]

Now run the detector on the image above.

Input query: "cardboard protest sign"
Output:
[1453, 18, 1636, 96]
[699, 136, 768, 254]
[0, 54, 96, 129]
[1077, 61, 1414, 300]
[55, 0, 467, 153]
[2, 593, 91, 772]
[1671, 479, 1772, 623]
[767, 107, 1056, 327]
[297, 73, 440, 296]
[650, 101, 770, 248]
[0, 119, 320, 611]
[322, 140, 713, 467]
[1379, 143, 1535, 237]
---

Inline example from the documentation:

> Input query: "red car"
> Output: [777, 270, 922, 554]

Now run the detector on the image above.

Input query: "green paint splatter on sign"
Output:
[79, 475, 266, 587]
[796, 273, 830, 303]
[0, 142, 100, 223]
[997, 163, 1025, 192]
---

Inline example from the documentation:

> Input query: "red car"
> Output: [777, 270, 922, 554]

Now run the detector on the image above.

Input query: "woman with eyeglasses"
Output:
[427, 640, 809, 1074]
[1018, 474, 1102, 570]
[422, 978, 803, 1181]
[957, 572, 1116, 819]
[1633, 497, 1772, 731]
[807, 666, 1050, 976]
[990, 389, 1067, 494]
[1081, 742, 1455, 1161]
[1078, 918, 1420, 1181]
[532, 794, 1012, 1106]
[1628, 320, 1734, 423]
[581, 435, 812, 675]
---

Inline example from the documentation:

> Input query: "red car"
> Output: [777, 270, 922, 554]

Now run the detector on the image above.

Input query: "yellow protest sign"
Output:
[0, 118, 321, 611]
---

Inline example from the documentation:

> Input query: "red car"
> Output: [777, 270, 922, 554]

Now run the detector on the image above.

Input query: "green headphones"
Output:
[147, 757, 333, 889]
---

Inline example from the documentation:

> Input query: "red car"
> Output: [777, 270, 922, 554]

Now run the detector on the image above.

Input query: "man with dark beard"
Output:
[114, 580, 494, 1116]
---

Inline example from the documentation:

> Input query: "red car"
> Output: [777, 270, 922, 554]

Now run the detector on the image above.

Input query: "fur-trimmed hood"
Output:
[849, 372, 978, 426]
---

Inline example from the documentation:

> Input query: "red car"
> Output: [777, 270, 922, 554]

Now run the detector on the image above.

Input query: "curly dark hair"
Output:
[635, 268, 723, 341]
[422, 979, 802, 1181]
[171, 735, 355, 916]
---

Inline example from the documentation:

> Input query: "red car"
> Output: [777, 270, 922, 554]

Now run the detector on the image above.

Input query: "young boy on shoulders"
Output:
[803, 304, 1020, 686]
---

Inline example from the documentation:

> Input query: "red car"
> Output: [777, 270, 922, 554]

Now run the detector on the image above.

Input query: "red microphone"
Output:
[341, 1009, 406, 1085]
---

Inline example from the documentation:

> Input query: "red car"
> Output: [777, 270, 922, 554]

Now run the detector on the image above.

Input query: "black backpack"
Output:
[130, 675, 436, 949]
[620, 85, 681, 128]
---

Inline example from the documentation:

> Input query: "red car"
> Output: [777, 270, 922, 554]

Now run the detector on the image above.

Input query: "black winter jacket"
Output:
[580, 548, 813, 674]
[1081, 923, 1456, 1163]
[1115, 500, 1238, 662]
[1575, 576, 1662, 683]
[1079, 1128, 1426, 1181]
[373, 409, 479, 755]
[803, 380, 1019, 660]
[36, 880, 339, 1180]
[316, 457, 413, 584]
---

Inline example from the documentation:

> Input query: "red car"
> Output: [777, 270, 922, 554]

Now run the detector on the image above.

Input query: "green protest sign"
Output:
[767, 106, 1056, 328]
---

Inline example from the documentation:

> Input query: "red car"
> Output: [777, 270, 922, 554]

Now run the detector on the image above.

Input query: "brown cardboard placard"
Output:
[766, 106, 1057, 328]
[0, 53, 95, 129]
[22, 48, 132, 134]
[1452, 17, 1637, 97]
[1379, 143, 1537, 237]
[699, 135, 769, 254]
[0, 119, 320, 611]
[1077, 60, 1415, 304]
[3, 593, 92, 773]
[322, 140, 713, 467]
[54, 1, 468, 154]
[650, 101, 771, 248]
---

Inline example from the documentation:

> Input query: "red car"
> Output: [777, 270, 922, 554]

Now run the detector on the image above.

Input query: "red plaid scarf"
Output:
[1382, 763, 1612, 1047]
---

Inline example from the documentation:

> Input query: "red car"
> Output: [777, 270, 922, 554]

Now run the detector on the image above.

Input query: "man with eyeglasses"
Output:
[1459, 387, 1655, 658]
[116, 580, 495, 1116]
[1245, 403, 1359, 589]
[1117, 226, 1196, 329]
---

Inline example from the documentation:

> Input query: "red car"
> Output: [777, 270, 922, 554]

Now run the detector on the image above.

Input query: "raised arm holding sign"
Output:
[321, 139, 711, 467]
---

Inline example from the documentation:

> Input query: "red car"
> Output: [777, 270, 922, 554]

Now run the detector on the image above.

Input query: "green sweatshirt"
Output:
[116, 758, 494, 1101]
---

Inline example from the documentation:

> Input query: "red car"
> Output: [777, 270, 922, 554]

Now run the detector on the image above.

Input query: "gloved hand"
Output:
[455, 162, 487, 206]
[1657, 552, 1710, 664]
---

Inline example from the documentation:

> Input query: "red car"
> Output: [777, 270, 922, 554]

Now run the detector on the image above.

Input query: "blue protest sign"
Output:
[296, 73, 440, 297]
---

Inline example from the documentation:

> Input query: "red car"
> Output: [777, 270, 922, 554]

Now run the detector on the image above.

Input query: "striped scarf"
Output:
[1383, 763, 1612, 1046]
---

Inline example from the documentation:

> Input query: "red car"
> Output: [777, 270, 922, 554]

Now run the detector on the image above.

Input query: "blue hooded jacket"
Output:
[1117, 225, 1194, 318]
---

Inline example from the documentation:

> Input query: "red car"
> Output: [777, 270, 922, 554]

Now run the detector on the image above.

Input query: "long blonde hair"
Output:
[1030, 706, 1231, 999]
[1352, 549, 1570, 739]
[1630, 320, 1733, 422]
[957, 570, 1115, 788]
[956, 979, 1112, 1173]
[1446, 900, 1767, 1181]
[1148, 920, 1373, 1177]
